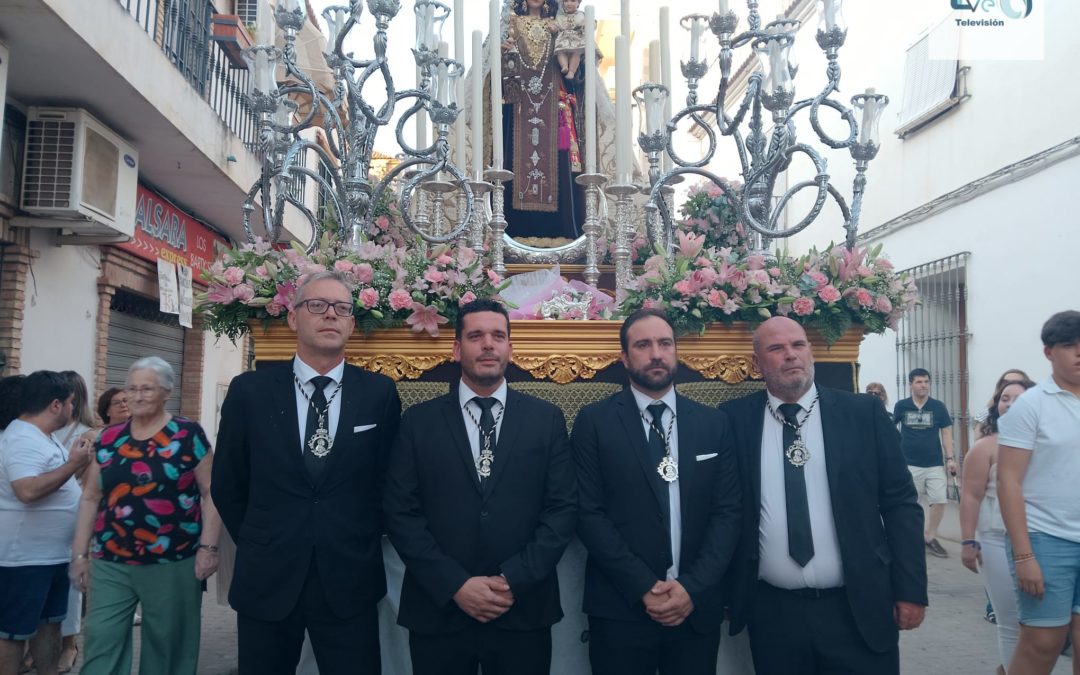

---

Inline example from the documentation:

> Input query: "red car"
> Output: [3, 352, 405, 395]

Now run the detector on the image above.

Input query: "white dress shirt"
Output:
[629, 386, 682, 580]
[758, 384, 845, 589]
[293, 356, 345, 455]
[459, 379, 508, 477]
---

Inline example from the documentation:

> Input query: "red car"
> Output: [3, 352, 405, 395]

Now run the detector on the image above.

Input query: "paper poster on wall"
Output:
[157, 259, 179, 315]
[178, 264, 193, 328]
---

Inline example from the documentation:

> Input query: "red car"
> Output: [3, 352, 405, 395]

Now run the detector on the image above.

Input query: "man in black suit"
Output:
[572, 308, 741, 675]
[383, 298, 577, 675]
[720, 316, 927, 674]
[212, 270, 401, 675]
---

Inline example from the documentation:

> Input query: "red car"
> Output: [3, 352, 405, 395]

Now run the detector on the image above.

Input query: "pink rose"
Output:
[875, 295, 893, 314]
[334, 260, 354, 274]
[855, 288, 874, 307]
[389, 288, 413, 311]
[673, 280, 695, 297]
[223, 266, 245, 285]
[707, 289, 728, 308]
[817, 285, 841, 304]
[458, 291, 477, 307]
[792, 297, 815, 316]
[424, 268, 447, 284]
[354, 263, 374, 284]
[359, 288, 379, 309]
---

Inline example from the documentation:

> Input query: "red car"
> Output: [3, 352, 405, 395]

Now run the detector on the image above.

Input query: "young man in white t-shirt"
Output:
[997, 310, 1080, 674]
[0, 371, 91, 675]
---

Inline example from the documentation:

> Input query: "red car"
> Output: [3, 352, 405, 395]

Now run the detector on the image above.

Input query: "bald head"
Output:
[752, 317, 816, 403]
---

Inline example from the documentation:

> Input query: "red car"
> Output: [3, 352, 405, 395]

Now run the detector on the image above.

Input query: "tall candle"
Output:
[416, 66, 428, 151]
[649, 40, 661, 83]
[454, 0, 466, 170]
[436, 41, 449, 105]
[614, 36, 631, 184]
[719, 0, 729, 14]
[690, 20, 703, 62]
[660, 7, 673, 171]
[621, 0, 630, 37]
[584, 5, 597, 174]
[489, 0, 504, 170]
[471, 30, 484, 179]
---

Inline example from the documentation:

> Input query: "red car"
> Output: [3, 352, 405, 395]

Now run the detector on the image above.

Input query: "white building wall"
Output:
[19, 229, 101, 375]
[201, 335, 245, 439]
[855, 150, 1080, 415]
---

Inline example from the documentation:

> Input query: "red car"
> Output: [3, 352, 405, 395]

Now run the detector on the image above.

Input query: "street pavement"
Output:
[64, 503, 1073, 674]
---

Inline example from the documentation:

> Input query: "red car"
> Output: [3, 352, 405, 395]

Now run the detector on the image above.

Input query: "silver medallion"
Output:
[477, 450, 494, 478]
[528, 76, 543, 94]
[785, 438, 810, 467]
[308, 414, 334, 458]
[657, 455, 679, 483]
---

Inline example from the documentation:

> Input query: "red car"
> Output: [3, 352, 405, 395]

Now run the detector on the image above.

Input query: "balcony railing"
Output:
[118, 0, 258, 151]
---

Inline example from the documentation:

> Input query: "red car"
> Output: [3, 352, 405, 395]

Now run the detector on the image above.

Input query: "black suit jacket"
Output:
[212, 361, 401, 621]
[572, 388, 741, 633]
[383, 385, 577, 635]
[720, 388, 928, 653]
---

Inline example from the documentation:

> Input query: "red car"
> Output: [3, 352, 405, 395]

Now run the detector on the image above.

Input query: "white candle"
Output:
[660, 7, 673, 171]
[690, 20, 702, 62]
[614, 36, 631, 184]
[416, 65, 428, 151]
[436, 41, 449, 106]
[823, 0, 839, 31]
[584, 5, 597, 174]
[649, 40, 661, 83]
[621, 0, 631, 37]
[454, 0, 466, 170]
[858, 87, 877, 145]
[719, 0, 729, 14]
[471, 30, 484, 179]
[489, 0, 504, 170]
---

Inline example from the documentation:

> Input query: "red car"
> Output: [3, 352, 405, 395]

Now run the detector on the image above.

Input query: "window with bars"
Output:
[895, 252, 972, 494]
[235, 0, 259, 26]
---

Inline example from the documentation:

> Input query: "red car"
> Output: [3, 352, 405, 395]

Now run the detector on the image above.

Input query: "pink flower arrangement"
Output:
[197, 233, 502, 341]
[622, 239, 918, 344]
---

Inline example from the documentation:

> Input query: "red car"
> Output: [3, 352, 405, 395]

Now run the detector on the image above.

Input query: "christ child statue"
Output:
[549, 0, 586, 80]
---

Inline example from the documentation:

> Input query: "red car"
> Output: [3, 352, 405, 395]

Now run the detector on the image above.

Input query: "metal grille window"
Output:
[895, 253, 972, 487]
[235, 0, 259, 26]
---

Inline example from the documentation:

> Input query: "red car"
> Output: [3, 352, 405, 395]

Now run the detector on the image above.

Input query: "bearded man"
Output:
[571, 308, 741, 675]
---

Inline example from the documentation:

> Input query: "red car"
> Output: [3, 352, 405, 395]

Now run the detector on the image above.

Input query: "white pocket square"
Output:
[354, 424, 377, 433]
[696, 453, 718, 462]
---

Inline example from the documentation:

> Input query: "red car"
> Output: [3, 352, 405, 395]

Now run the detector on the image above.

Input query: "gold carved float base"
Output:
[249, 321, 863, 384]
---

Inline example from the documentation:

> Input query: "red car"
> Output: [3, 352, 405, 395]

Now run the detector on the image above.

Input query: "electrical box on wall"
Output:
[17, 107, 138, 241]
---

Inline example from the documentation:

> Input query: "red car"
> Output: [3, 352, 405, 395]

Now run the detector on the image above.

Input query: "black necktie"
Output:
[303, 376, 332, 482]
[646, 402, 672, 529]
[473, 397, 497, 480]
[779, 403, 814, 567]
[646, 402, 668, 465]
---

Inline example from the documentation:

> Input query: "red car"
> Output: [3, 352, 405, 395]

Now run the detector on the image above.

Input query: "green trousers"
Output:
[80, 557, 202, 675]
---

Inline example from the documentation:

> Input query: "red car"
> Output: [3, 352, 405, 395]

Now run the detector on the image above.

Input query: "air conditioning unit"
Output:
[19, 107, 138, 239]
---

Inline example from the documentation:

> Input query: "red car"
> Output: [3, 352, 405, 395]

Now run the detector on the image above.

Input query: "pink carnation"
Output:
[707, 289, 729, 308]
[458, 291, 477, 307]
[792, 297, 815, 316]
[354, 263, 374, 283]
[265, 302, 284, 317]
[358, 288, 379, 309]
[254, 265, 270, 279]
[424, 268, 447, 284]
[374, 215, 391, 231]
[746, 254, 766, 270]
[388, 288, 413, 311]
[673, 280, 695, 297]
[875, 295, 893, 314]
[855, 288, 874, 307]
[436, 254, 454, 266]
[817, 285, 841, 304]
[223, 266, 245, 285]
[487, 269, 503, 284]
[334, 260, 354, 274]
[768, 267, 781, 278]
[808, 271, 829, 289]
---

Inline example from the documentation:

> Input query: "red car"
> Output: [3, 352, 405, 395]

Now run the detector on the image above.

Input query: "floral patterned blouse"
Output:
[92, 417, 211, 565]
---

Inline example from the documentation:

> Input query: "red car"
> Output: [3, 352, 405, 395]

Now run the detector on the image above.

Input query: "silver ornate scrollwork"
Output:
[242, 0, 476, 251]
[644, 1, 889, 254]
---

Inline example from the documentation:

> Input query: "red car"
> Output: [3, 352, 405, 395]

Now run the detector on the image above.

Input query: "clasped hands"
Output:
[643, 580, 694, 627]
[454, 576, 515, 623]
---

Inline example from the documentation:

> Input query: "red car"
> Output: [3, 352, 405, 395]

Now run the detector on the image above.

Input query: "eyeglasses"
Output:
[125, 386, 164, 397]
[297, 298, 354, 317]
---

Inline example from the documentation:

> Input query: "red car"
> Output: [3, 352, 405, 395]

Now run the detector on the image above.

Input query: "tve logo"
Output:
[950, 0, 1033, 19]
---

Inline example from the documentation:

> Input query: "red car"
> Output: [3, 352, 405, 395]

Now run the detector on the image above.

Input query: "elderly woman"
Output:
[69, 357, 221, 675]
[96, 388, 130, 427]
